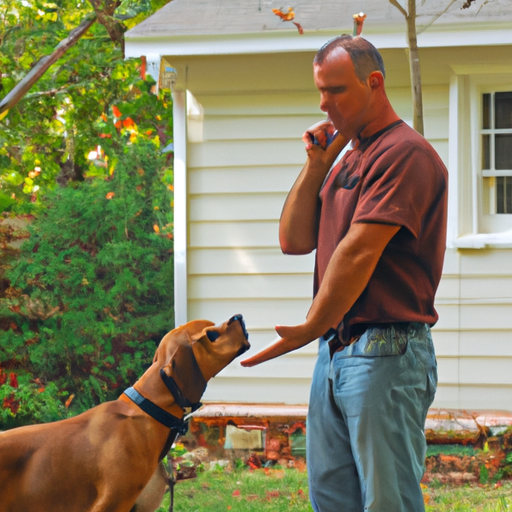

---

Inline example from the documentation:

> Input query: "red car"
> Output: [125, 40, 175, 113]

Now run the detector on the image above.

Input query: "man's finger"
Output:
[240, 334, 313, 367]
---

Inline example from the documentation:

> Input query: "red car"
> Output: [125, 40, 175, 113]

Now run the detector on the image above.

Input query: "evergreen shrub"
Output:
[0, 137, 174, 428]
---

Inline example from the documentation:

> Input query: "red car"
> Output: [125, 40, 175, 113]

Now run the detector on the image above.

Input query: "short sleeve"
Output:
[352, 140, 444, 238]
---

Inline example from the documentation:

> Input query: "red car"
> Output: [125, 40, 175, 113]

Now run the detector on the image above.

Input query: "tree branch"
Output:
[0, 12, 97, 116]
[418, 0, 458, 35]
[88, 0, 124, 55]
[389, 0, 408, 18]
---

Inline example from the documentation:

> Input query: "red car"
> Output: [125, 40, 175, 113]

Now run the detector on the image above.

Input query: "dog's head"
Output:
[156, 315, 250, 405]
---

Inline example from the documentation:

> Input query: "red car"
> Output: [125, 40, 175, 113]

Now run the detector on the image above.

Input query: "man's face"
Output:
[313, 48, 374, 140]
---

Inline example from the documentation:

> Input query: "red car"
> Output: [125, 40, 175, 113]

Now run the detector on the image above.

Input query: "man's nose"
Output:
[319, 94, 329, 113]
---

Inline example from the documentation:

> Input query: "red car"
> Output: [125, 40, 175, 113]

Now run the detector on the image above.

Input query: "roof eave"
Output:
[125, 21, 512, 59]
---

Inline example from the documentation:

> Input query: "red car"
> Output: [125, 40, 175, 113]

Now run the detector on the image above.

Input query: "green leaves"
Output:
[0, 0, 173, 213]
[0, 132, 174, 426]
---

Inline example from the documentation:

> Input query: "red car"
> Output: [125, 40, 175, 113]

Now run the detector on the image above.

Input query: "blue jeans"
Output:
[307, 323, 437, 512]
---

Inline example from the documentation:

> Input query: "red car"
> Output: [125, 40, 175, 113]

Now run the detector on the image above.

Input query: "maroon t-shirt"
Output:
[315, 120, 448, 341]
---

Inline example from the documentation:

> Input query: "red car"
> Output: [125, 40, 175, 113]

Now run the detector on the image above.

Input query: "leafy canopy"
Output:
[0, 0, 172, 212]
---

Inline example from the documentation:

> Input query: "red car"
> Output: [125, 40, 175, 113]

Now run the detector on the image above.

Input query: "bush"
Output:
[0, 136, 174, 428]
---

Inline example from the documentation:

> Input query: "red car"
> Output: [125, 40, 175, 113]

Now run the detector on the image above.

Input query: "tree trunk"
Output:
[389, 0, 424, 136]
[406, 0, 424, 136]
[0, 12, 97, 116]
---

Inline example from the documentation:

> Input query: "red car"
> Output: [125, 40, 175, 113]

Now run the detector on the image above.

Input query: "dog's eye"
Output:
[206, 330, 220, 342]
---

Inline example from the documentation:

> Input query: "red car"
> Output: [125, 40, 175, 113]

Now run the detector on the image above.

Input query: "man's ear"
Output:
[369, 71, 383, 89]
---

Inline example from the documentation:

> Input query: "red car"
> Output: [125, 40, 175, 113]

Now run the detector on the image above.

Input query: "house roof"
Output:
[125, 0, 512, 57]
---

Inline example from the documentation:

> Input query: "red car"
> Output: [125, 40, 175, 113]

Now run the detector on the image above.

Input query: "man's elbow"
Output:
[279, 237, 316, 255]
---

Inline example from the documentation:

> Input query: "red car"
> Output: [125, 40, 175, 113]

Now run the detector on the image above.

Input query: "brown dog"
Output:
[0, 315, 250, 512]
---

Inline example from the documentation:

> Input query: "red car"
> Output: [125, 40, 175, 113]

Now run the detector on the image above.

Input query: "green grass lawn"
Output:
[159, 467, 313, 512]
[425, 482, 512, 511]
[155, 467, 512, 512]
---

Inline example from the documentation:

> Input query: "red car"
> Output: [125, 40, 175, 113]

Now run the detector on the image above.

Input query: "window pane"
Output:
[495, 91, 512, 129]
[497, 177, 505, 213]
[482, 93, 491, 129]
[495, 134, 512, 170]
[482, 134, 490, 169]
[507, 177, 512, 214]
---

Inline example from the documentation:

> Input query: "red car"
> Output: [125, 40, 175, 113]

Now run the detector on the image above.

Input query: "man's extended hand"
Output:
[240, 323, 318, 367]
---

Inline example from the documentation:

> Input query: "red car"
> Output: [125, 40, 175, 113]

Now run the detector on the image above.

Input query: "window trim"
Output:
[448, 66, 512, 249]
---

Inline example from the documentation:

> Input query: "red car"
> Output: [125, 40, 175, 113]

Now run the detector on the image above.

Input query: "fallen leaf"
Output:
[293, 21, 304, 34]
[266, 490, 280, 500]
[153, 224, 160, 233]
[65, 395, 75, 408]
[272, 7, 295, 21]
[106, 192, 115, 199]
[232, 489, 241, 497]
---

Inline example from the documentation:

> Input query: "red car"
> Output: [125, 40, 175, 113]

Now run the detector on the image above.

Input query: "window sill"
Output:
[453, 231, 512, 249]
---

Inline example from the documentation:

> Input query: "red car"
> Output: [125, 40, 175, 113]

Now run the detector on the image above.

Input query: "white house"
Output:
[125, 0, 512, 411]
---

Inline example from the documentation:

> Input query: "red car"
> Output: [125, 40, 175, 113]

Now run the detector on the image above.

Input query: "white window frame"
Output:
[448, 65, 512, 249]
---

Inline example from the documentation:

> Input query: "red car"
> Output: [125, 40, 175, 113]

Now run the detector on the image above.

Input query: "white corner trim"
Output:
[172, 91, 188, 326]
[145, 54, 161, 86]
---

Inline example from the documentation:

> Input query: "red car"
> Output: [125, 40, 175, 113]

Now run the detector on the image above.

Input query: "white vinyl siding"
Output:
[434, 248, 512, 409]
[163, 49, 512, 409]
[183, 71, 322, 402]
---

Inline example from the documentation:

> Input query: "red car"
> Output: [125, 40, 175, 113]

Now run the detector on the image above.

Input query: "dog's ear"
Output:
[180, 320, 216, 341]
[153, 320, 215, 364]
[160, 324, 211, 404]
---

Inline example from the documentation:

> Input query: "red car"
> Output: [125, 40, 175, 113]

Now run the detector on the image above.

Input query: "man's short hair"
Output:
[314, 35, 386, 82]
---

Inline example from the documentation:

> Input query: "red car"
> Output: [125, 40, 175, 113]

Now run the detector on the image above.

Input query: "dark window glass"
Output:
[482, 93, 491, 129]
[497, 177, 505, 213]
[507, 177, 512, 213]
[496, 177, 512, 214]
[495, 134, 512, 170]
[482, 134, 490, 169]
[495, 92, 512, 129]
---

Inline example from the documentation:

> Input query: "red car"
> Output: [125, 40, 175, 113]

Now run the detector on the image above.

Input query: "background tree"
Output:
[0, 0, 176, 427]
[0, 90, 175, 428]
[0, 0, 172, 212]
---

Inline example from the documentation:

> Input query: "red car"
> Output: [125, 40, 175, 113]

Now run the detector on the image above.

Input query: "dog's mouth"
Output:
[205, 315, 250, 355]
[228, 314, 249, 340]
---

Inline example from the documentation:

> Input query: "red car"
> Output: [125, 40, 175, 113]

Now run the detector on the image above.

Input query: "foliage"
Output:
[0, 108, 174, 427]
[0, 0, 172, 213]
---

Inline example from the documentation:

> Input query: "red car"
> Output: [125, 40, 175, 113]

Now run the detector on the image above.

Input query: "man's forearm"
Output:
[305, 222, 400, 337]
[241, 222, 400, 367]
[279, 160, 325, 255]
[279, 133, 347, 255]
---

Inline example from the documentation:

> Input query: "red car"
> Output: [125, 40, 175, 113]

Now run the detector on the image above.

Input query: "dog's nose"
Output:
[228, 314, 249, 341]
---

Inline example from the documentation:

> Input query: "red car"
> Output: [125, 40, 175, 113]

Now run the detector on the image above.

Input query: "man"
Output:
[242, 35, 447, 511]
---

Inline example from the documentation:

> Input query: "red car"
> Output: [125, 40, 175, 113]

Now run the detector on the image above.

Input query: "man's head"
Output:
[313, 35, 391, 140]
[314, 35, 385, 82]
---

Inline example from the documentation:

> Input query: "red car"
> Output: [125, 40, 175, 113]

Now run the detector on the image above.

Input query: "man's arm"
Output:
[241, 221, 400, 367]
[279, 126, 347, 255]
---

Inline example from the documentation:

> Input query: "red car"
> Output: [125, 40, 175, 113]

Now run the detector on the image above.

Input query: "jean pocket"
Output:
[338, 324, 409, 358]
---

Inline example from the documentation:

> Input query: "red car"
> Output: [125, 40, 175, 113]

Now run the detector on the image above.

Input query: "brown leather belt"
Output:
[325, 328, 363, 358]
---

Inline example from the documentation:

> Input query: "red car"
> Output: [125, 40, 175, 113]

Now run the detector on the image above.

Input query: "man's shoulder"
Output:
[375, 121, 445, 165]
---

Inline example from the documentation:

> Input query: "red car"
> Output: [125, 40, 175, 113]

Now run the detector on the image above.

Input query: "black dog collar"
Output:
[123, 386, 188, 434]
